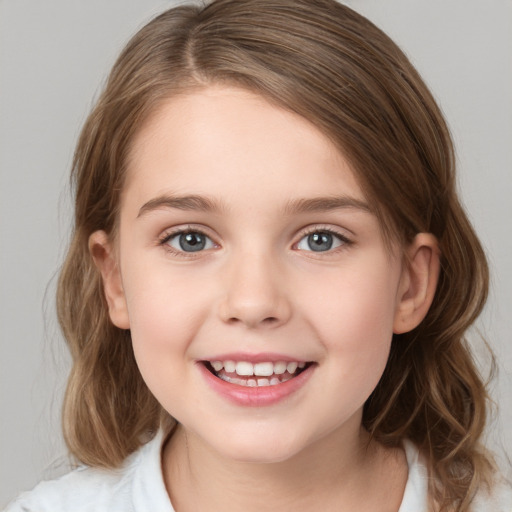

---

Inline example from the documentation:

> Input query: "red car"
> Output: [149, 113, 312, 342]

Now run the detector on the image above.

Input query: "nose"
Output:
[218, 250, 292, 329]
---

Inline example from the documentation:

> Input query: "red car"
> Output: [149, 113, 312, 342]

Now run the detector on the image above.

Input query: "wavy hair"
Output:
[57, 1, 495, 509]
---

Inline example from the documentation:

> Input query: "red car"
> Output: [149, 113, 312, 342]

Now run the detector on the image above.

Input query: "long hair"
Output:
[57, 1, 494, 509]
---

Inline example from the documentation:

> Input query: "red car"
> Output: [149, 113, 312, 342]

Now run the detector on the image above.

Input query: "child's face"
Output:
[105, 86, 410, 463]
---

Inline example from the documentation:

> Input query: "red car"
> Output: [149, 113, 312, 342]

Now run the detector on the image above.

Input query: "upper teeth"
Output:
[210, 360, 306, 376]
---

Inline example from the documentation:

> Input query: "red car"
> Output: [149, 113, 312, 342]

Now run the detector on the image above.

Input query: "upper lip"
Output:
[198, 352, 311, 364]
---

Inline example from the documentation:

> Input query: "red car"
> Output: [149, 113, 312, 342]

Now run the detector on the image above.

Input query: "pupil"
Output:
[179, 233, 206, 252]
[308, 232, 332, 252]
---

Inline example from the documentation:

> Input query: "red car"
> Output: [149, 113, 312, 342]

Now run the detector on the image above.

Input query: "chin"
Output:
[205, 428, 310, 465]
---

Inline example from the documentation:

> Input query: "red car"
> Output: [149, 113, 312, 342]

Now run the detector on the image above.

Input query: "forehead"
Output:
[122, 85, 366, 211]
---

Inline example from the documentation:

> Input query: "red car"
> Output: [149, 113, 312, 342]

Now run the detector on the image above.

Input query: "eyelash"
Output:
[158, 225, 353, 258]
[158, 226, 217, 259]
[295, 226, 352, 254]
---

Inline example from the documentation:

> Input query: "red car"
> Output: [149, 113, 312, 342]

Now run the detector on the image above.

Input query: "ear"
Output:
[89, 230, 130, 329]
[393, 233, 440, 334]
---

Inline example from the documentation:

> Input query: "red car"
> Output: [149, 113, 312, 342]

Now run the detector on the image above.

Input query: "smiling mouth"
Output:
[203, 360, 313, 387]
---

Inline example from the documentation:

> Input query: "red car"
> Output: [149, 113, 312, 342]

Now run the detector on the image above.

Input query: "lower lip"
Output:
[198, 363, 315, 407]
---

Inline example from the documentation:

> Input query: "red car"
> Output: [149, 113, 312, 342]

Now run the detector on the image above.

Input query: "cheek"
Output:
[308, 261, 399, 330]
[121, 272, 190, 364]
[120, 260, 219, 372]
[123, 281, 201, 412]
[301, 257, 401, 383]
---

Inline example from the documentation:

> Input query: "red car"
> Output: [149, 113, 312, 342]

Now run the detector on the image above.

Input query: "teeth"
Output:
[286, 362, 298, 374]
[224, 360, 236, 373]
[209, 359, 307, 380]
[273, 362, 287, 375]
[211, 361, 223, 372]
[253, 362, 274, 376]
[236, 361, 254, 376]
[209, 360, 306, 376]
[218, 374, 295, 387]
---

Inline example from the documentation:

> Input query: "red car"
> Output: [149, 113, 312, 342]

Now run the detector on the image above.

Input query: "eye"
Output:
[296, 230, 348, 252]
[163, 230, 216, 253]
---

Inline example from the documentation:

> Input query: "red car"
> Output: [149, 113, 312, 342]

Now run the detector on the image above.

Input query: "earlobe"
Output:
[393, 233, 440, 334]
[89, 230, 130, 330]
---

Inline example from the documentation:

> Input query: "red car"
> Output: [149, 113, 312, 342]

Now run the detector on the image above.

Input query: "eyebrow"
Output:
[137, 193, 371, 218]
[137, 194, 225, 218]
[283, 196, 371, 215]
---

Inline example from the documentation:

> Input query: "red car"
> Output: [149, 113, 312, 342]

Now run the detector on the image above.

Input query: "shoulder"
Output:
[399, 441, 512, 512]
[4, 464, 134, 512]
[399, 440, 429, 511]
[3, 431, 174, 512]
[471, 477, 512, 512]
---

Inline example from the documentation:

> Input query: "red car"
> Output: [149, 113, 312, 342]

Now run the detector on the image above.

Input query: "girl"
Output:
[5, 0, 511, 510]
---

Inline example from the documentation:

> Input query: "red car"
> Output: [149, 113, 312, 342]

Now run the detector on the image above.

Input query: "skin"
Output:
[91, 85, 440, 511]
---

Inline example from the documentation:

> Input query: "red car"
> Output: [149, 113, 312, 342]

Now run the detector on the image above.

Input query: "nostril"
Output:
[225, 316, 279, 326]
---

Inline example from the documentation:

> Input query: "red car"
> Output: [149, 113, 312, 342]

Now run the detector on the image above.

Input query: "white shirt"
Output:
[5, 432, 511, 511]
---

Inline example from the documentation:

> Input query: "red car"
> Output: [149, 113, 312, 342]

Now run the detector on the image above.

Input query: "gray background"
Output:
[1, 0, 511, 506]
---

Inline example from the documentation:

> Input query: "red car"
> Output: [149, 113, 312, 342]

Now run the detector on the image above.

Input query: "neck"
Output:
[162, 419, 406, 512]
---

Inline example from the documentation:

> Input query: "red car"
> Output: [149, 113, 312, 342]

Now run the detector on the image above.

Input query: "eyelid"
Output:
[156, 223, 352, 258]
[293, 225, 353, 252]
[158, 225, 219, 257]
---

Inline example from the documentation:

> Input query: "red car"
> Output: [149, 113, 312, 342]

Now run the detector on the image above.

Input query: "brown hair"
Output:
[57, 0, 495, 509]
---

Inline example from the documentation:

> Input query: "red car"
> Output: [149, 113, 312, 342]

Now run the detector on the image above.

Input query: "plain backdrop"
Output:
[1, 0, 511, 507]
